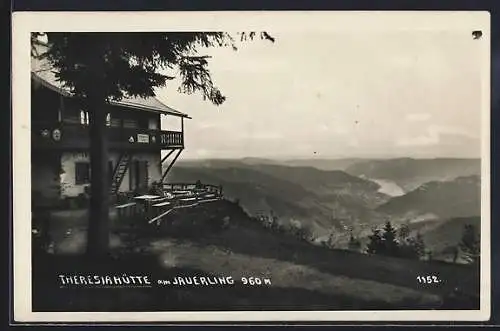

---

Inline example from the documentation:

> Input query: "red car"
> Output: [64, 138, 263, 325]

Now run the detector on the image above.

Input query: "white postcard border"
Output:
[12, 10, 491, 322]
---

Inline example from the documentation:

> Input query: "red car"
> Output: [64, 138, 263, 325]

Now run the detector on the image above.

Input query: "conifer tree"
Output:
[381, 221, 400, 257]
[459, 224, 480, 264]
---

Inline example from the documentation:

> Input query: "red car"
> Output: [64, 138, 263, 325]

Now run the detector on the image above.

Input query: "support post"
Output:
[160, 149, 175, 167]
[161, 148, 183, 182]
[58, 95, 64, 122]
[181, 117, 185, 148]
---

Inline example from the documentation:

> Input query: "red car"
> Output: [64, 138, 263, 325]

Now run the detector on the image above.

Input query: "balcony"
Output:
[31, 122, 184, 151]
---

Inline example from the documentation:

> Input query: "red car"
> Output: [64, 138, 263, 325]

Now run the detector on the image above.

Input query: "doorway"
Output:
[129, 160, 149, 192]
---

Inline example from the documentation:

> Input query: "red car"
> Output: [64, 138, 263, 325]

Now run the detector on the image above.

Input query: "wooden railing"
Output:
[162, 182, 223, 196]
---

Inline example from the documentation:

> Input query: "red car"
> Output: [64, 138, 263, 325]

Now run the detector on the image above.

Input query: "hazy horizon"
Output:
[176, 155, 481, 162]
[159, 29, 485, 160]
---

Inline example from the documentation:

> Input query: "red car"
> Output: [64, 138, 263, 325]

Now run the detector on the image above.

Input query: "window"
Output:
[75, 162, 90, 185]
[123, 119, 138, 129]
[106, 113, 111, 127]
[148, 117, 159, 130]
[80, 110, 89, 126]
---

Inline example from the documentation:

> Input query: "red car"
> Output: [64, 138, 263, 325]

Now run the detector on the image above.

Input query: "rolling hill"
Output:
[408, 216, 481, 262]
[345, 158, 481, 193]
[376, 175, 481, 221]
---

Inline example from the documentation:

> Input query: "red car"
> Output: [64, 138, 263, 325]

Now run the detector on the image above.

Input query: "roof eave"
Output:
[31, 72, 72, 97]
[108, 100, 190, 118]
[31, 73, 191, 118]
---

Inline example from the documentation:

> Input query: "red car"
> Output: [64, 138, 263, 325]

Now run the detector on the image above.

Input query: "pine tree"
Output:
[398, 223, 410, 242]
[381, 221, 400, 257]
[459, 224, 480, 264]
[414, 232, 426, 260]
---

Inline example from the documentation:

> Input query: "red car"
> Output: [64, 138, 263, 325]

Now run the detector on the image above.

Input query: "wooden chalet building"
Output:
[31, 42, 189, 202]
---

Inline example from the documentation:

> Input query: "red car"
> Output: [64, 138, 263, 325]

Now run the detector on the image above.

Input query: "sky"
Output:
[157, 30, 485, 160]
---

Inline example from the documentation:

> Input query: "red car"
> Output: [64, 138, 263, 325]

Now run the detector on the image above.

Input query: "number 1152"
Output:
[417, 275, 440, 284]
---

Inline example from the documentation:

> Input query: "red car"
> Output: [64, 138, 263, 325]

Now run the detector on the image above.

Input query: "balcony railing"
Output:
[31, 122, 184, 150]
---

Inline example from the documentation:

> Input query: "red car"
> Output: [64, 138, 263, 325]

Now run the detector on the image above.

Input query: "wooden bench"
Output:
[115, 202, 137, 219]
[150, 197, 168, 204]
[152, 201, 172, 208]
[180, 197, 197, 204]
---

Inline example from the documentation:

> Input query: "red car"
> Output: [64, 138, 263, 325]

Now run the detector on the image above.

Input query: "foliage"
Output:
[398, 232, 426, 260]
[366, 222, 400, 256]
[381, 221, 399, 256]
[398, 223, 410, 241]
[413, 232, 426, 259]
[366, 222, 427, 260]
[32, 32, 274, 104]
[459, 224, 480, 264]
[294, 226, 312, 241]
[366, 228, 384, 255]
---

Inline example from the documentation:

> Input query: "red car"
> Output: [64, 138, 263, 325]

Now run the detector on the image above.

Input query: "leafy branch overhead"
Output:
[31, 32, 275, 106]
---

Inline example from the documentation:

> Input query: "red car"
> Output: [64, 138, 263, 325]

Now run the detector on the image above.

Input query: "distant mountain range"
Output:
[344, 158, 480, 192]
[179, 157, 480, 193]
[169, 157, 482, 250]
[377, 175, 480, 221]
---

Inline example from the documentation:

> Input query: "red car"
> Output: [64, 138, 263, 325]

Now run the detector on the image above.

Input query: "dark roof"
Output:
[31, 42, 190, 118]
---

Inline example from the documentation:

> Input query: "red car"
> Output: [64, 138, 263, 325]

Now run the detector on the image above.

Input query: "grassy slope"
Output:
[33, 200, 479, 312]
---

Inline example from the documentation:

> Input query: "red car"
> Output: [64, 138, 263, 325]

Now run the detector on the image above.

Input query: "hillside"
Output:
[409, 216, 481, 262]
[279, 158, 364, 171]
[167, 159, 482, 247]
[178, 157, 365, 171]
[376, 175, 481, 221]
[345, 158, 481, 192]
[34, 200, 480, 311]
[167, 163, 388, 238]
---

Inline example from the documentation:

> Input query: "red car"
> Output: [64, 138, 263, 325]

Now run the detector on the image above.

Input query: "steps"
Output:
[109, 153, 131, 195]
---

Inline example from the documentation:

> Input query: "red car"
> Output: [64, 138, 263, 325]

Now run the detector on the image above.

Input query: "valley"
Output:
[169, 157, 482, 256]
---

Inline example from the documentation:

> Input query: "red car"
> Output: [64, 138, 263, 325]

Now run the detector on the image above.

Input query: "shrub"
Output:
[366, 229, 383, 254]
